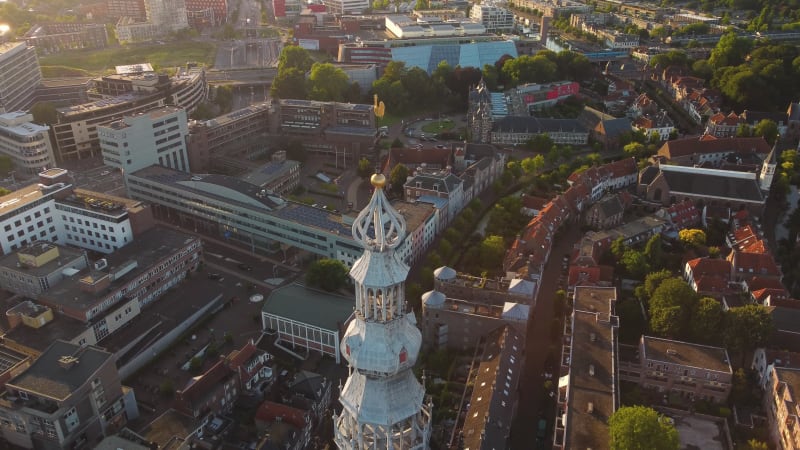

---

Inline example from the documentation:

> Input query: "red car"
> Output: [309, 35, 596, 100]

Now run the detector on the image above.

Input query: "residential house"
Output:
[490, 116, 589, 146]
[752, 348, 800, 389]
[382, 147, 453, 176]
[224, 340, 272, 395]
[727, 250, 782, 283]
[579, 107, 632, 150]
[174, 358, 238, 419]
[655, 200, 701, 231]
[520, 194, 549, 217]
[628, 93, 659, 119]
[618, 336, 733, 403]
[705, 111, 741, 138]
[683, 257, 732, 299]
[585, 192, 630, 230]
[656, 135, 772, 168]
[633, 111, 674, 141]
[567, 265, 614, 290]
[254, 401, 310, 450]
[404, 170, 464, 226]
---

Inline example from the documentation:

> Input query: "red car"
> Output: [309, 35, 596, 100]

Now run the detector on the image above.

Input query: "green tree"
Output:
[692, 297, 724, 344]
[30, 102, 57, 125]
[622, 250, 650, 279]
[308, 63, 350, 101]
[709, 32, 753, 69]
[724, 305, 774, 362]
[611, 236, 627, 260]
[357, 158, 372, 179]
[306, 258, 349, 291]
[679, 228, 706, 247]
[643, 270, 674, 300]
[747, 439, 769, 450]
[624, 142, 646, 158]
[278, 45, 313, 73]
[481, 64, 499, 90]
[521, 155, 545, 174]
[479, 235, 506, 274]
[753, 119, 779, 146]
[609, 406, 680, 450]
[649, 278, 698, 338]
[526, 134, 554, 153]
[390, 164, 409, 194]
[270, 67, 307, 99]
[737, 123, 753, 137]
[644, 235, 664, 269]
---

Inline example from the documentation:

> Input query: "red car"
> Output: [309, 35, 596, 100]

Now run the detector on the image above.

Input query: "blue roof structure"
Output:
[391, 40, 518, 74]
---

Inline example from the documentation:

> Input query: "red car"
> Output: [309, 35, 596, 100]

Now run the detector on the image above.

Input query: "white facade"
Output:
[0, 112, 56, 175]
[0, 42, 42, 114]
[323, 0, 369, 14]
[145, 0, 189, 31]
[115, 17, 162, 43]
[333, 174, 432, 450]
[0, 169, 137, 255]
[469, 5, 514, 32]
[100, 106, 190, 173]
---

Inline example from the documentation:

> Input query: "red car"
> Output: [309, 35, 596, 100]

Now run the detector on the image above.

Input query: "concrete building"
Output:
[239, 151, 301, 196]
[187, 102, 271, 172]
[114, 17, 161, 43]
[619, 336, 733, 403]
[99, 106, 190, 173]
[184, 0, 228, 26]
[0, 112, 56, 176]
[384, 15, 486, 39]
[322, 0, 369, 15]
[763, 367, 800, 450]
[469, 5, 514, 32]
[144, 0, 189, 31]
[107, 0, 146, 20]
[0, 42, 42, 114]
[554, 286, 619, 450]
[262, 283, 354, 363]
[490, 116, 589, 146]
[276, 99, 375, 162]
[23, 23, 109, 55]
[0, 340, 138, 449]
[52, 67, 205, 162]
[421, 266, 533, 350]
[0, 168, 153, 255]
[0, 243, 89, 298]
[404, 170, 464, 226]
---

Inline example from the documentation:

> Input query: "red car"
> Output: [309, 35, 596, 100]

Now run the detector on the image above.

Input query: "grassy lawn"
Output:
[421, 119, 455, 133]
[39, 41, 218, 75]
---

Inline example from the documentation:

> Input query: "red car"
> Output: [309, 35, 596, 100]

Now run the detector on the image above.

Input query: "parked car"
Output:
[238, 263, 253, 271]
[207, 273, 222, 280]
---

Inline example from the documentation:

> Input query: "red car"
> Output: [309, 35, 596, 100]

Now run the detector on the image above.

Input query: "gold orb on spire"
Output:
[370, 173, 387, 189]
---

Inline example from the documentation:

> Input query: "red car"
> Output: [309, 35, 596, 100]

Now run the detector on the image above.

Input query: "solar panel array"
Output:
[273, 204, 351, 234]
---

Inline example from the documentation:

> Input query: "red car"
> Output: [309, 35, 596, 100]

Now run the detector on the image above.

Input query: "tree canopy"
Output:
[679, 229, 707, 247]
[609, 406, 680, 450]
[308, 63, 350, 102]
[306, 258, 349, 292]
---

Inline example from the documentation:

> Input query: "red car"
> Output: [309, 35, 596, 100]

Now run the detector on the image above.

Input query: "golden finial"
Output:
[370, 173, 387, 189]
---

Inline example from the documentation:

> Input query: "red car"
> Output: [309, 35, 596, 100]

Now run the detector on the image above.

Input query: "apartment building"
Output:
[144, 0, 189, 31]
[23, 23, 109, 55]
[421, 266, 533, 350]
[619, 336, 733, 403]
[404, 170, 464, 226]
[52, 67, 205, 162]
[0, 112, 56, 176]
[0, 341, 137, 449]
[107, 0, 146, 20]
[469, 5, 514, 32]
[239, 151, 301, 196]
[100, 106, 190, 173]
[185, 0, 228, 26]
[322, 0, 369, 15]
[0, 42, 42, 114]
[0, 243, 89, 298]
[763, 367, 800, 450]
[554, 286, 619, 450]
[114, 17, 161, 43]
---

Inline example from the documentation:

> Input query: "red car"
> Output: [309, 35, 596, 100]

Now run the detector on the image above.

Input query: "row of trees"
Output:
[271, 47, 362, 102]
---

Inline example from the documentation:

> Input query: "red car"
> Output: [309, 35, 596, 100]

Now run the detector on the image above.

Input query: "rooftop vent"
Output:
[587, 402, 594, 414]
[666, 348, 678, 356]
[57, 355, 79, 370]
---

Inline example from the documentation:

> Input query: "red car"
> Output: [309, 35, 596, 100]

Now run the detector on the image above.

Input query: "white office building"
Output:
[0, 169, 144, 255]
[322, 0, 369, 14]
[0, 42, 42, 113]
[0, 112, 56, 176]
[99, 106, 190, 173]
[469, 4, 515, 32]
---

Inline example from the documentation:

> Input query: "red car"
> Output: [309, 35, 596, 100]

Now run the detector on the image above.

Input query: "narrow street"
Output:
[510, 224, 583, 449]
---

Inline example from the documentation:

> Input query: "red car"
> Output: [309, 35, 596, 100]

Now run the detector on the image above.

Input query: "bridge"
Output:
[206, 68, 277, 85]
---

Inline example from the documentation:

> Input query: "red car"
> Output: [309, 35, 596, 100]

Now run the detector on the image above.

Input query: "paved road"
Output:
[510, 224, 583, 449]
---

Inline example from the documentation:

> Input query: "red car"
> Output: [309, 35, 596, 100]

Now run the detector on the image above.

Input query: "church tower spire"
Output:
[760, 140, 779, 191]
[333, 174, 433, 450]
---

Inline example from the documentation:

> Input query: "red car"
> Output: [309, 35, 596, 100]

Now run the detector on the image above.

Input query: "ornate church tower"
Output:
[760, 141, 778, 192]
[333, 174, 432, 450]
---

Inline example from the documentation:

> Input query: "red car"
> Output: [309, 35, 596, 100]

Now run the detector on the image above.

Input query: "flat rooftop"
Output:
[72, 188, 147, 214]
[0, 243, 85, 278]
[138, 409, 197, 448]
[40, 226, 198, 315]
[642, 336, 731, 374]
[2, 311, 88, 353]
[7, 340, 112, 400]
[0, 41, 25, 56]
[390, 201, 435, 236]
[0, 182, 71, 219]
[573, 286, 617, 315]
[565, 309, 617, 450]
[263, 283, 354, 331]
